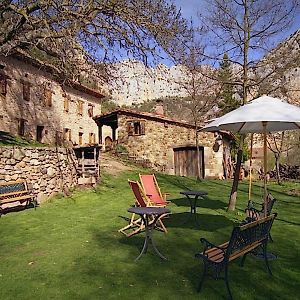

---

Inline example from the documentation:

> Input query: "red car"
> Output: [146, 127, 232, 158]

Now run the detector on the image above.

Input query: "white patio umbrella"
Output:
[202, 95, 300, 214]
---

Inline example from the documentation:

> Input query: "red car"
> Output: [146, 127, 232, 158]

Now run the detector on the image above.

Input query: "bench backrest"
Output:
[0, 181, 28, 198]
[225, 213, 277, 260]
[264, 193, 276, 215]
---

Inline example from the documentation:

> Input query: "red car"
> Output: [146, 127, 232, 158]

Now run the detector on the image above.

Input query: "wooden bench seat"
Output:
[0, 180, 36, 216]
[195, 214, 277, 300]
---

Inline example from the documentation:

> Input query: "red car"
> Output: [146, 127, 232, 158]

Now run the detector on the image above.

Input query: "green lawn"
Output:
[0, 170, 299, 300]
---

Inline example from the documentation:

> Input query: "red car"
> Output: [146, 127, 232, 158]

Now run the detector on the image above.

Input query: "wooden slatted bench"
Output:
[0, 180, 37, 216]
[195, 213, 277, 300]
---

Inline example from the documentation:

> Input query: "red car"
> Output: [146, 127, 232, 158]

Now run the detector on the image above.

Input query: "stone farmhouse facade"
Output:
[0, 53, 105, 146]
[94, 105, 230, 178]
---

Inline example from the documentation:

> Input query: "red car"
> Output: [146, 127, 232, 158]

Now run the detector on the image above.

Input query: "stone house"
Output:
[0, 52, 105, 146]
[94, 103, 231, 178]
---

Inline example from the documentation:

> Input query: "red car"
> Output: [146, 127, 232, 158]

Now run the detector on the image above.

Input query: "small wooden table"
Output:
[180, 190, 208, 225]
[128, 206, 170, 261]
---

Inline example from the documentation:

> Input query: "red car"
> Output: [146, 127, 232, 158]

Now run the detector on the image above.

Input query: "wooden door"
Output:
[174, 146, 204, 178]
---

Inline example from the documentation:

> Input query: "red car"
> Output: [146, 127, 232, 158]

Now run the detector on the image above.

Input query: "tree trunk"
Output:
[228, 0, 249, 211]
[275, 153, 281, 185]
[227, 148, 243, 211]
[195, 127, 202, 181]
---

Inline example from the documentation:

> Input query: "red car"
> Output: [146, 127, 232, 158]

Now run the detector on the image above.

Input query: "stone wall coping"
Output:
[0, 146, 67, 151]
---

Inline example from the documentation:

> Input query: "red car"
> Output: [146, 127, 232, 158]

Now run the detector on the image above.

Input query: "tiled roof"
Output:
[94, 108, 197, 128]
[11, 50, 106, 99]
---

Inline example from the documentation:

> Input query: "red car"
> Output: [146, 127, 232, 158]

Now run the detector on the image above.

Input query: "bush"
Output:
[115, 144, 128, 154]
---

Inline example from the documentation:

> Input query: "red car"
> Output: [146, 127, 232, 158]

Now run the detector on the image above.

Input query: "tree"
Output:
[267, 131, 300, 184]
[218, 53, 239, 115]
[0, 0, 192, 83]
[175, 43, 219, 180]
[198, 0, 299, 211]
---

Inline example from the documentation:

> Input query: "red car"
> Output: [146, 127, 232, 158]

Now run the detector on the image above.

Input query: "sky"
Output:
[171, 0, 300, 65]
[174, 0, 300, 39]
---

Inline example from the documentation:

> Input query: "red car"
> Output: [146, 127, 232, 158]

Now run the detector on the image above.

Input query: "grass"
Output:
[0, 131, 49, 147]
[0, 169, 299, 300]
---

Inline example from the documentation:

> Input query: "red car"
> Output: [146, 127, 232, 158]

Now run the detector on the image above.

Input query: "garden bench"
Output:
[245, 193, 276, 221]
[245, 193, 276, 241]
[195, 213, 277, 300]
[0, 180, 37, 216]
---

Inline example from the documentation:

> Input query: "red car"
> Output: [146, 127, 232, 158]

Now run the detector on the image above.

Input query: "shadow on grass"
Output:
[0, 203, 37, 216]
[171, 196, 226, 210]
[277, 217, 300, 226]
[165, 213, 233, 231]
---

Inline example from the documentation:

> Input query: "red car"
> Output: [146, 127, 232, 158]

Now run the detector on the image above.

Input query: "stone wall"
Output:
[116, 114, 223, 177]
[0, 146, 78, 203]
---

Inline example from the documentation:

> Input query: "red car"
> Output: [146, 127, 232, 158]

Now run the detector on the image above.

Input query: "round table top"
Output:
[128, 206, 170, 215]
[180, 190, 208, 197]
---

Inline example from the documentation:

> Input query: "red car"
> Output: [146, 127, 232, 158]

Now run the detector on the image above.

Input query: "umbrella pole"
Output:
[263, 122, 268, 217]
[248, 133, 253, 202]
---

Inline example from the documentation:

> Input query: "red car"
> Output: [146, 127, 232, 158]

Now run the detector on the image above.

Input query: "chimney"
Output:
[154, 99, 164, 115]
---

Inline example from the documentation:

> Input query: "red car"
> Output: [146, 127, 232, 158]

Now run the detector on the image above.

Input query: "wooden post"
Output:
[263, 122, 268, 217]
[81, 149, 85, 178]
[248, 133, 253, 201]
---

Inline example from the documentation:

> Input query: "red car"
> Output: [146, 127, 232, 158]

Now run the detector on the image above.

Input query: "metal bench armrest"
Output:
[200, 238, 227, 251]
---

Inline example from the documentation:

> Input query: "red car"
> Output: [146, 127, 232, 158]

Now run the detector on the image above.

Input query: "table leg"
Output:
[184, 196, 200, 226]
[135, 215, 167, 261]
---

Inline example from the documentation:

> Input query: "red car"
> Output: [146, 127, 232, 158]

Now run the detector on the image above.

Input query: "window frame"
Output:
[127, 120, 145, 136]
[0, 74, 7, 96]
[44, 87, 52, 107]
[77, 100, 84, 116]
[22, 81, 31, 101]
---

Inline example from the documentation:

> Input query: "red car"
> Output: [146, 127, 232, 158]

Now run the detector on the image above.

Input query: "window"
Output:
[64, 128, 71, 141]
[64, 97, 69, 112]
[18, 119, 26, 136]
[77, 100, 83, 116]
[36, 125, 44, 142]
[79, 132, 83, 145]
[89, 132, 95, 144]
[0, 75, 7, 96]
[127, 120, 145, 136]
[44, 88, 52, 107]
[22, 81, 30, 101]
[88, 104, 94, 117]
[55, 131, 63, 146]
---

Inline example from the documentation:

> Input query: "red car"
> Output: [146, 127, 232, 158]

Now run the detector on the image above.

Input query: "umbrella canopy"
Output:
[202, 95, 300, 133]
[201, 95, 300, 215]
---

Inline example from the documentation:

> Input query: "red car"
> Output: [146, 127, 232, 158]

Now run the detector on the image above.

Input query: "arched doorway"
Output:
[105, 136, 113, 151]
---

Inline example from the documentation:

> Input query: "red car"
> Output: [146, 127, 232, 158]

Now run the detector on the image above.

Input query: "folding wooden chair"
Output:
[118, 210, 144, 237]
[139, 174, 170, 206]
[119, 180, 168, 236]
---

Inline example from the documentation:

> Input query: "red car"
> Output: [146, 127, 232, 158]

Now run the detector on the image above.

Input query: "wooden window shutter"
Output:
[89, 132, 95, 144]
[44, 88, 52, 107]
[64, 97, 69, 112]
[127, 121, 134, 136]
[77, 100, 83, 116]
[88, 104, 94, 117]
[23, 81, 30, 101]
[0, 75, 7, 96]
[140, 121, 145, 135]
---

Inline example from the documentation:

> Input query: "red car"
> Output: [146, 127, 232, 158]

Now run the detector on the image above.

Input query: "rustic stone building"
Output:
[0, 52, 105, 146]
[94, 105, 230, 178]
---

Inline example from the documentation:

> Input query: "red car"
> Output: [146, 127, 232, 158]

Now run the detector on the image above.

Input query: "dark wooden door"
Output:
[174, 146, 204, 178]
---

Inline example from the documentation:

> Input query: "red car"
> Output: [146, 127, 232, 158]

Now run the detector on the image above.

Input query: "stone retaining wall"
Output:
[0, 146, 78, 203]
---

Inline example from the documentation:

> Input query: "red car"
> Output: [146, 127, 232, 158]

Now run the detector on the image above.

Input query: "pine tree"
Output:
[218, 53, 239, 115]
